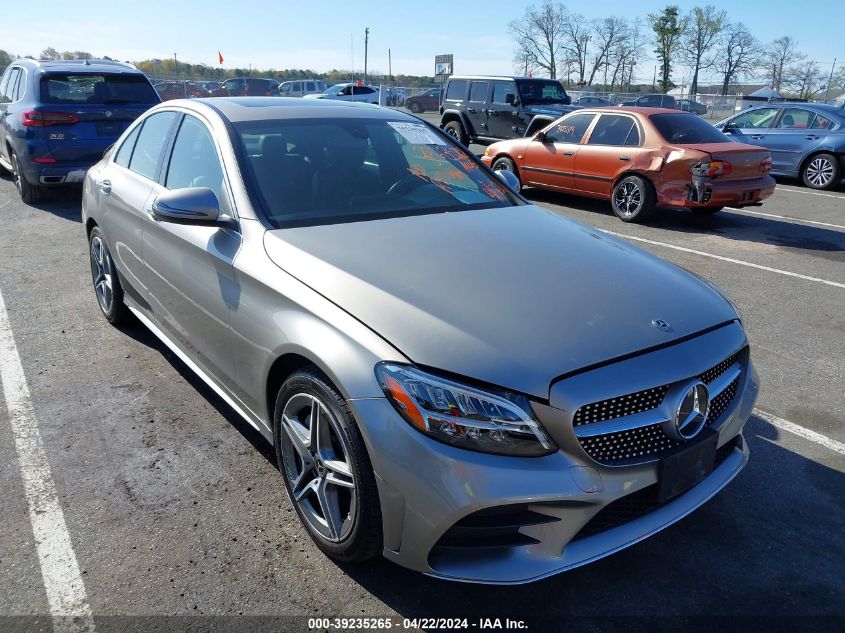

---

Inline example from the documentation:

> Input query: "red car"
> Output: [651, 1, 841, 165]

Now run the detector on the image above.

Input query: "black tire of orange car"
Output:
[273, 367, 383, 563]
[409, 102, 423, 114]
[611, 175, 656, 223]
[691, 206, 724, 214]
[443, 120, 469, 146]
[88, 226, 131, 324]
[492, 157, 521, 188]
[10, 151, 42, 205]
[801, 152, 841, 191]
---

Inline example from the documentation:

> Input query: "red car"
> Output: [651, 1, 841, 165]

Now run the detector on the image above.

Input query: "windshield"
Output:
[515, 79, 568, 104]
[324, 85, 344, 95]
[650, 113, 730, 144]
[235, 118, 518, 228]
[40, 74, 158, 104]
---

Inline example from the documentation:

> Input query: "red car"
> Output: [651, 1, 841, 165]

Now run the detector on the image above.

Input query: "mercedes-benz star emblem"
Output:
[651, 318, 672, 332]
[668, 381, 710, 440]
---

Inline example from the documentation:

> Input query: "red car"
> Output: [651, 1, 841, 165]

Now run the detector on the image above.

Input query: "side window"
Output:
[469, 81, 489, 103]
[165, 115, 225, 201]
[128, 111, 178, 181]
[114, 125, 142, 167]
[444, 80, 467, 101]
[545, 113, 595, 144]
[810, 114, 835, 130]
[279, 83, 291, 94]
[730, 108, 778, 129]
[12, 69, 26, 101]
[305, 81, 314, 91]
[291, 81, 302, 92]
[587, 115, 638, 146]
[775, 108, 814, 129]
[0, 68, 20, 104]
[492, 82, 516, 104]
[0, 69, 11, 103]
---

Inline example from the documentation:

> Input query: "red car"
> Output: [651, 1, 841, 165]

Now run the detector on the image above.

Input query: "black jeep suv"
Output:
[439, 75, 573, 145]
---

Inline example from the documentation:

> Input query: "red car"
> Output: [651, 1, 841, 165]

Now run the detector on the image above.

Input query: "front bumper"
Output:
[349, 324, 758, 584]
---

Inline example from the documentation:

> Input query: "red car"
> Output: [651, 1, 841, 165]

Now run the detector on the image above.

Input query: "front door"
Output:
[521, 113, 596, 191]
[723, 107, 779, 148]
[765, 107, 825, 174]
[142, 113, 241, 386]
[487, 81, 518, 139]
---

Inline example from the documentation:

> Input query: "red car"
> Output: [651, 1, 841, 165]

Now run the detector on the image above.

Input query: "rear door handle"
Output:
[563, 151, 575, 157]
[619, 155, 631, 161]
[97, 179, 111, 195]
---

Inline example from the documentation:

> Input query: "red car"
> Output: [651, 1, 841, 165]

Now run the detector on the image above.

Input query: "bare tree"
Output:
[680, 5, 727, 96]
[588, 16, 626, 86]
[509, 2, 567, 79]
[40, 47, 61, 60]
[609, 19, 645, 91]
[560, 10, 591, 84]
[717, 22, 758, 96]
[760, 36, 803, 92]
[648, 5, 687, 93]
[512, 48, 539, 77]
[790, 61, 823, 99]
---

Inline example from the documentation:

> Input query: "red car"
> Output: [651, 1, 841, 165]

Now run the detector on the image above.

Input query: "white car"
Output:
[304, 83, 380, 103]
[278, 79, 326, 98]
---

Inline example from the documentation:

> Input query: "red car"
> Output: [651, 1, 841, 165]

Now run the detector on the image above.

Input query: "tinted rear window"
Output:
[650, 113, 729, 144]
[445, 80, 467, 101]
[40, 73, 158, 105]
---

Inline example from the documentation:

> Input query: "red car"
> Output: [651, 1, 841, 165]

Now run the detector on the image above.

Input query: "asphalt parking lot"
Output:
[0, 141, 843, 633]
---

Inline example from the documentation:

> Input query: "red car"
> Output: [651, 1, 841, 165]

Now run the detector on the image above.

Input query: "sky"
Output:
[3, 0, 841, 84]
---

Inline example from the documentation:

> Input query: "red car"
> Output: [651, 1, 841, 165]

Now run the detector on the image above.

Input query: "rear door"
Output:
[574, 113, 644, 196]
[522, 112, 596, 190]
[466, 80, 490, 138]
[0, 67, 21, 161]
[37, 73, 159, 165]
[765, 107, 823, 174]
[143, 113, 240, 385]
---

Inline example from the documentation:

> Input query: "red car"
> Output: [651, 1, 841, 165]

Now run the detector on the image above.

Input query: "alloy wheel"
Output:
[806, 157, 834, 188]
[89, 236, 114, 314]
[614, 181, 642, 217]
[280, 393, 356, 542]
[11, 153, 22, 196]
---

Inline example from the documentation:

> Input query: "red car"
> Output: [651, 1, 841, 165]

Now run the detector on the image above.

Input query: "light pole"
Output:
[174, 53, 178, 82]
[364, 27, 369, 84]
[824, 58, 837, 103]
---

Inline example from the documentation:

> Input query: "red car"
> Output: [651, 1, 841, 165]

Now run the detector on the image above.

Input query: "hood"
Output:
[263, 206, 737, 398]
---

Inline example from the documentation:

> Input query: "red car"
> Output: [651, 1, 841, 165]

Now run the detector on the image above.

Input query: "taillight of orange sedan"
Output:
[481, 108, 776, 223]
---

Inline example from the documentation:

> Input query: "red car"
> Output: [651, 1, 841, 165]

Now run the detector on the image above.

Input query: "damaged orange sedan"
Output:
[481, 107, 775, 222]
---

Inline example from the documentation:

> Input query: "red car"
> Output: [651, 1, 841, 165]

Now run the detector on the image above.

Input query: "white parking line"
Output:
[775, 186, 845, 201]
[0, 287, 95, 633]
[600, 229, 845, 289]
[754, 409, 845, 456]
[725, 207, 845, 231]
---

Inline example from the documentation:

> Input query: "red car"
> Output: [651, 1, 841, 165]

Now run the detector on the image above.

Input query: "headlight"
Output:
[375, 363, 556, 456]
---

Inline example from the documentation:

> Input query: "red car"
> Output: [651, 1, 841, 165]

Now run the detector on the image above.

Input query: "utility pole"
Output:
[388, 48, 392, 82]
[364, 27, 369, 83]
[174, 53, 178, 82]
[652, 65, 657, 91]
[824, 58, 837, 103]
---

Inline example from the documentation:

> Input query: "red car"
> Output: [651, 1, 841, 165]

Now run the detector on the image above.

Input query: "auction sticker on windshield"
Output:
[389, 122, 446, 145]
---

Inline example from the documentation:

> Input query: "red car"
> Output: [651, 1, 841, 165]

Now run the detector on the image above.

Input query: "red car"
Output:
[481, 107, 775, 222]
[154, 81, 211, 102]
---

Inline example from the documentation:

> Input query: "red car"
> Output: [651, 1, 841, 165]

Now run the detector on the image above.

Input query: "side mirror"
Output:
[494, 169, 521, 193]
[505, 93, 518, 106]
[151, 188, 225, 226]
[534, 130, 547, 143]
[722, 122, 737, 133]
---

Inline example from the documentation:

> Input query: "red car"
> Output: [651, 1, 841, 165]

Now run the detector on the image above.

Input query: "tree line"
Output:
[510, 2, 842, 99]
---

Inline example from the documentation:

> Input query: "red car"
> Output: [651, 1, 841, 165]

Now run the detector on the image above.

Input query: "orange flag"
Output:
[218, 51, 224, 65]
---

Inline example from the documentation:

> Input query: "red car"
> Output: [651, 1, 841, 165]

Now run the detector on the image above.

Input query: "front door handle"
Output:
[563, 151, 575, 157]
[805, 135, 819, 140]
[619, 155, 631, 161]
[467, 107, 477, 114]
[97, 179, 111, 195]
[750, 135, 764, 140]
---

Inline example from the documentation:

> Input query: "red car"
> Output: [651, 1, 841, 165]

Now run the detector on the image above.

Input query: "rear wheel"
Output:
[692, 206, 724, 215]
[409, 102, 423, 114]
[611, 175, 656, 223]
[274, 368, 382, 563]
[443, 120, 469, 146]
[802, 153, 841, 190]
[10, 151, 42, 205]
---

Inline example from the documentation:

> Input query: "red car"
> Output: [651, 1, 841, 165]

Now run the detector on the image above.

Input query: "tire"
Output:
[10, 151, 42, 205]
[409, 102, 422, 114]
[802, 152, 841, 190]
[88, 227, 131, 324]
[692, 206, 724, 215]
[443, 120, 469, 146]
[611, 175, 656, 223]
[274, 367, 382, 563]
[492, 156, 521, 189]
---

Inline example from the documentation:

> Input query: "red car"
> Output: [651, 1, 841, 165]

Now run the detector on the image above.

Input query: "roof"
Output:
[573, 106, 685, 117]
[190, 96, 418, 122]
[448, 75, 554, 82]
[11, 58, 142, 74]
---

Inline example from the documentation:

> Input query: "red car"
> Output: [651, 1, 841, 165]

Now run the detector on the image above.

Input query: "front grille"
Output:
[572, 435, 742, 541]
[573, 350, 744, 466]
[573, 385, 669, 427]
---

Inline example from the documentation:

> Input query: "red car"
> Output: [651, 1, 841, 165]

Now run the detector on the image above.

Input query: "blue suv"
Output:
[0, 59, 159, 203]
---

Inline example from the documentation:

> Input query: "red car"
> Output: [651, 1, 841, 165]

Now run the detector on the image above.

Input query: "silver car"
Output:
[82, 97, 759, 584]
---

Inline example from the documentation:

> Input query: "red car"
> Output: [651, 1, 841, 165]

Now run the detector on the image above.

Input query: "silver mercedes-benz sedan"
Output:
[82, 97, 758, 584]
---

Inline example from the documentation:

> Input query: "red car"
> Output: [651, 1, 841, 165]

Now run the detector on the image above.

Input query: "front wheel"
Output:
[443, 120, 469, 146]
[802, 153, 841, 190]
[611, 175, 656, 223]
[274, 368, 382, 562]
[492, 157, 521, 190]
